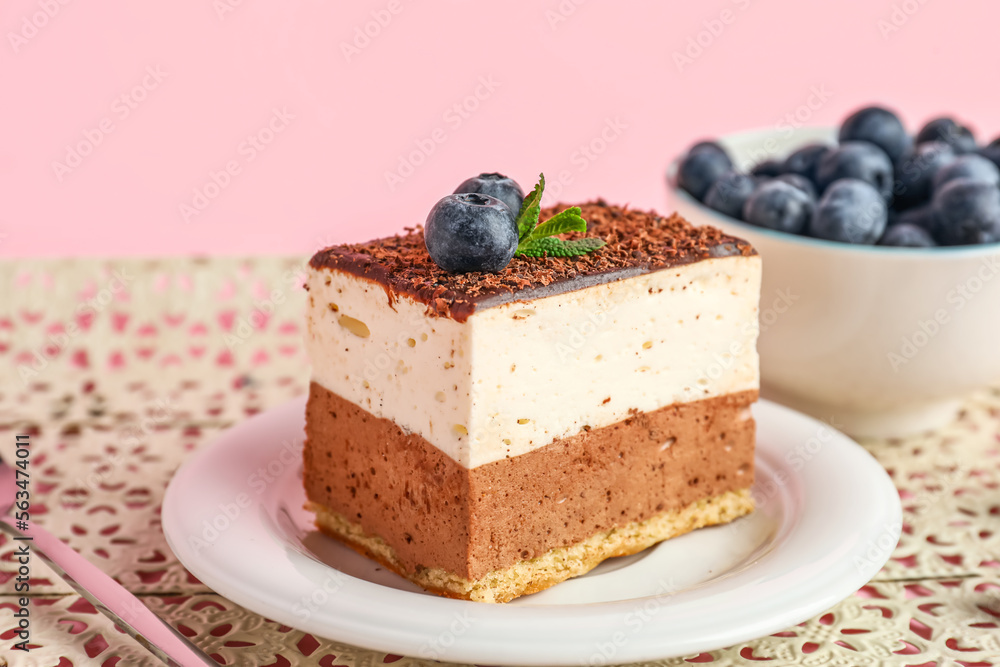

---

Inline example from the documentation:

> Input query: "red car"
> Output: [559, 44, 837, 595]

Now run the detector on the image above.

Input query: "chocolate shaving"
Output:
[309, 201, 756, 322]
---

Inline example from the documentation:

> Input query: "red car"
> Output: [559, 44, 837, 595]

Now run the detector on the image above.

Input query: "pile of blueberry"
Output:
[677, 105, 1000, 247]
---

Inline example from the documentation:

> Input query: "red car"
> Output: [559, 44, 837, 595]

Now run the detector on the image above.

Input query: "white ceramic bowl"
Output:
[668, 126, 1000, 438]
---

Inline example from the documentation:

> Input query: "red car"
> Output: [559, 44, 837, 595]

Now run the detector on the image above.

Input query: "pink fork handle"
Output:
[1, 517, 217, 666]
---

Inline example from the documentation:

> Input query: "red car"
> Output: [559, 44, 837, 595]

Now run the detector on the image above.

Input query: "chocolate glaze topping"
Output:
[309, 201, 756, 322]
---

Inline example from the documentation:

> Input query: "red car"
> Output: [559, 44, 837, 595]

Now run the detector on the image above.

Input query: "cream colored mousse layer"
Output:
[305, 255, 761, 469]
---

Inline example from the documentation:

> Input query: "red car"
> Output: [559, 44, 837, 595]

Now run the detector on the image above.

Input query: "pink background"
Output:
[3, 0, 998, 258]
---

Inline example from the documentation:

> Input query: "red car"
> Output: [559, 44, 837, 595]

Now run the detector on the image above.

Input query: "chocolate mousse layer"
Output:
[308, 202, 756, 321]
[304, 382, 757, 580]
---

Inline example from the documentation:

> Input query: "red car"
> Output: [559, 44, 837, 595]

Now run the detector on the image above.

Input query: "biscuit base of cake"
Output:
[308, 488, 753, 603]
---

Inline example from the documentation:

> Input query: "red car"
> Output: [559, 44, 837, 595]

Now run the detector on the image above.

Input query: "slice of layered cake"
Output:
[303, 177, 760, 603]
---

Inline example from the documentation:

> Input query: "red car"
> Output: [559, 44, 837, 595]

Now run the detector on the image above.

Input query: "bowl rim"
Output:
[666, 125, 1000, 259]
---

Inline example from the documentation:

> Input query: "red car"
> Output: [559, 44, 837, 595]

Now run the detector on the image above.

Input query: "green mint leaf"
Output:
[509, 173, 604, 259]
[514, 237, 562, 257]
[554, 237, 606, 256]
[515, 173, 545, 242]
[515, 236, 606, 258]
[527, 206, 587, 241]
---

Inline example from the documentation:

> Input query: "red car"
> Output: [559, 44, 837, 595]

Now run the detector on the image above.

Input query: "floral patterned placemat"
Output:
[1, 258, 998, 666]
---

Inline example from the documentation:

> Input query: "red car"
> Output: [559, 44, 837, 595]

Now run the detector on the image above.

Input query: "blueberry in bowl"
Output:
[810, 179, 887, 244]
[815, 141, 895, 200]
[931, 154, 1000, 191]
[749, 159, 785, 178]
[977, 138, 1000, 171]
[782, 143, 831, 183]
[743, 180, 813, 234]
[676, 142, 733, 201]
[915, 117, 977, 154]
[838, 105, 912, 164]
[892, 141, 955, 209]
[932, 178, 1000, 246]
[774, 173, 817, 200]
[704, 171, 757, 219]
[879, 223, 936, 247]
[893, 204, 938, 234]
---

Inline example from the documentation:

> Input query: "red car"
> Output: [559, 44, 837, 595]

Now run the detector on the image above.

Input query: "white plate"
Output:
[162, 397, 901, 665]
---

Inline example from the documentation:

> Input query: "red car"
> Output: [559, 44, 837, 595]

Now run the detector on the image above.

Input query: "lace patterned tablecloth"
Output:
[0, 257, 998, 667]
